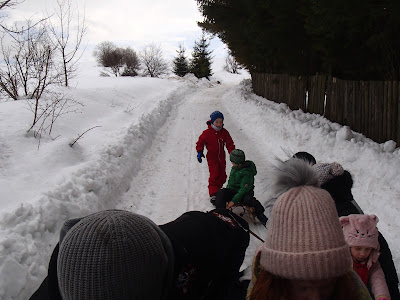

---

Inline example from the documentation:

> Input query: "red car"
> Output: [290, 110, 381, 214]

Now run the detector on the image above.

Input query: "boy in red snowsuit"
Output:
[196, 111, 235, 203]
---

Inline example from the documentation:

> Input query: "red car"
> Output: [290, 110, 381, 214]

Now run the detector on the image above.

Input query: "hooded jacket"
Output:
[161, 209, 250, 299]
[340, 214, 390, 300]
[196, 121, 235, 161]
[320, 168, 400, 300]
[227, 160, 257, 204]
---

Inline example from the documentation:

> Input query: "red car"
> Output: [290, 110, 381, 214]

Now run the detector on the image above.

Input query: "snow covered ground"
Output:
[0, 62, 399, 299]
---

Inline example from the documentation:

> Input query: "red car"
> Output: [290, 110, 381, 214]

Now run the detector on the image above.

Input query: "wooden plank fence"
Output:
[252, 73, 307, 111]
[251, 73, 400, 145]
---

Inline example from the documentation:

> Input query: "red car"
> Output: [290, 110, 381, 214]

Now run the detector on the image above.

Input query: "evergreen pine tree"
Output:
[190, 34, 213, 79]
[197, 0, 400, 80]
[172, 44, 189, 77]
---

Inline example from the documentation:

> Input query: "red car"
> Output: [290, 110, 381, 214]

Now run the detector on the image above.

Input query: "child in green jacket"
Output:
[214, 149, 268, 225]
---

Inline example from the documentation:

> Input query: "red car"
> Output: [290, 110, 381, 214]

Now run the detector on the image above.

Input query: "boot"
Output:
[256, 213, 268, 226]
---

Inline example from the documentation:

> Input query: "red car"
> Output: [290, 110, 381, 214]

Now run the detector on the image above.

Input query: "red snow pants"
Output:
[207, 158, 227, 196]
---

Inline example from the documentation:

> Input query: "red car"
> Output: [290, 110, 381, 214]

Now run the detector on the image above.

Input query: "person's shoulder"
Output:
[221, 127, 230, 134]
[200, 127, 212, 135]
[182, 211, 207, 218]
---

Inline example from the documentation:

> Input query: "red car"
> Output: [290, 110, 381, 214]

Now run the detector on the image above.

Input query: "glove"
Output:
[197, 151, 205, 163]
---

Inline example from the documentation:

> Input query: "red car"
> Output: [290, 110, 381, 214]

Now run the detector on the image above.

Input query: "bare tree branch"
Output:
[69, 126, 102, 147]
[0, 1, 49, 36]
[0, 0, 20, 11]
[47, 0, 87, 86]
[224, 52, 242, 74]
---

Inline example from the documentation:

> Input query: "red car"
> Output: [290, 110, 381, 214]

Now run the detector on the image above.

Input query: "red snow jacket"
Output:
[196, 121, 235, 161]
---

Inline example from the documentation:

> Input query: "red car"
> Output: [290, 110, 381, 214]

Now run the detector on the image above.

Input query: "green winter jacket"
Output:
[227, 160, 256, 204]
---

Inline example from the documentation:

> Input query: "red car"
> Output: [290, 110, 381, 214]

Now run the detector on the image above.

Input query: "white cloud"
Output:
[4, 0, 227, 66]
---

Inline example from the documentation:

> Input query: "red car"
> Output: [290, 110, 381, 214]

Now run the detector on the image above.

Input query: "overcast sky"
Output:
[6, 0, 227, 62]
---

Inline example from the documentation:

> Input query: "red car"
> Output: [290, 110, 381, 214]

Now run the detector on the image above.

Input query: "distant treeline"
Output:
[196, 0, 400, 80]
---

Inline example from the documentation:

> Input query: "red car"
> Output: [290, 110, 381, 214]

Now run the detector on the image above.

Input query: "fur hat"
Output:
[57, 210, 174, 300]
[259, 158, 351, 280]
[210, 110, 224, 124]
[339, 214, 380, 268]
[230, 149, 245, 165]
[315, 162, 344, 186]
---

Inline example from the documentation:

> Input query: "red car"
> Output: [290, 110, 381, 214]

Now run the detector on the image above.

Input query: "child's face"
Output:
[231, 162, 240, 168]
[350, 246, 373, 263]
[212, 118, 223, 128]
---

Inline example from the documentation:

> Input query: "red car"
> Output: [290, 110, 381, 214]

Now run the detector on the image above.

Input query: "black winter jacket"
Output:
[30, 209, 250, 300]
[160, 209, 250, 300]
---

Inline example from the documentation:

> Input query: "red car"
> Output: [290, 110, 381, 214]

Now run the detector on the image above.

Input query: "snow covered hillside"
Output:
[0, 65, 399, 299]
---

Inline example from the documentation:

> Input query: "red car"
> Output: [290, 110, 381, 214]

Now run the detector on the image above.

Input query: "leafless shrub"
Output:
[224, 52, 242, 74]
[139, 43, 169, 78]
[121, 47, 139, 76]
[124, 101, 142, 113]
[94, 41, 115, 66]
[94, 42, 140, 77]
[93, 41, 124, 76]
[0, 21, 60, 100]
[26, 90, 83, 148]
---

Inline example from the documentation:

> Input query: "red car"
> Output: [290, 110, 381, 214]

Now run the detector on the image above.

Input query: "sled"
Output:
[231, 204, 257, 224]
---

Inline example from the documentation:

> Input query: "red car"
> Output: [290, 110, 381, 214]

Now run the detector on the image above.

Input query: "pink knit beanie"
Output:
[260, 158, 352, 280]
[339, 214, 380, 268]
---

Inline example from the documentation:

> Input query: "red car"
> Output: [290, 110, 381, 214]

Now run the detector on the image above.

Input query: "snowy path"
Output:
[117, 81, 269, 271]
[2, 74, 399, 300]
[117, 77, 400, 277]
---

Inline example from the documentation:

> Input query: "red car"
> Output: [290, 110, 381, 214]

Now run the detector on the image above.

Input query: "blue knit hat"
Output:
[210, 111, 224, 124]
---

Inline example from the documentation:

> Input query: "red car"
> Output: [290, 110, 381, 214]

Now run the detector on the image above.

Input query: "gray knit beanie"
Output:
[315, 162, 344, 186]
[57, 210, 174, 300]
[260, 158, 351, 280]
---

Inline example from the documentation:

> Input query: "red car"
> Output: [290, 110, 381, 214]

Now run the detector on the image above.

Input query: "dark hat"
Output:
[230, 149, 245, 165]
[210, 111, 224, 124]
[57, 210, 174, 300]
[293, 151, 316, 165]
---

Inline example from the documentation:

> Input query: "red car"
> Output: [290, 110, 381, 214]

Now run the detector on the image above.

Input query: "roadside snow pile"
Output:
[0, 83, 197, 299]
